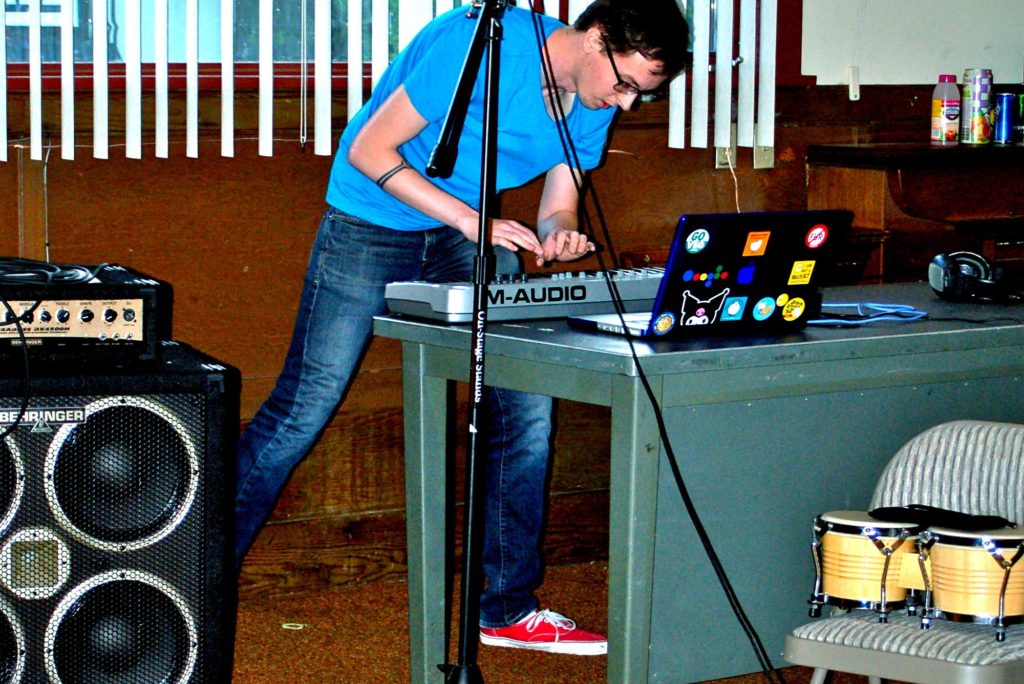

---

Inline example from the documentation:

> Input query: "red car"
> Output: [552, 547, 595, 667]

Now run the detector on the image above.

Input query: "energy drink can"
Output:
[994, 93, 1015, 145]
[1014, 93, 1024, 145]
[960, 68, 994, 144]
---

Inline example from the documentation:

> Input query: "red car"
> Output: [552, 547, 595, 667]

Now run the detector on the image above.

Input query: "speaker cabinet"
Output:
[0, 341, 239, 683]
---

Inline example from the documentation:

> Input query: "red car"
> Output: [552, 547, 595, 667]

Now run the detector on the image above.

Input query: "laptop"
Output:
[568, 210, 853, 339]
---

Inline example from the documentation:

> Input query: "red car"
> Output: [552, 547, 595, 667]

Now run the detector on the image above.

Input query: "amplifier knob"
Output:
[80, 309, 95, 323]
[40, 310, 52, 323]
[103, 309, 118, 323]
[56, 309, 70, 324]
[19, 309, 34, 323]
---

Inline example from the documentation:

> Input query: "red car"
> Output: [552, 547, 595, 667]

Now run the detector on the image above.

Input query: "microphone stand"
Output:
[426, 2, 507, 682]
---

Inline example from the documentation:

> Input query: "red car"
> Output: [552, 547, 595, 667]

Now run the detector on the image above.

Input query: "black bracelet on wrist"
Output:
[375, 160, 411, 188]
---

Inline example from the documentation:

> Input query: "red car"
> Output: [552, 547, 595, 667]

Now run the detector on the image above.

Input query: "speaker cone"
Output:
[0, 597, 24, 684]
[0, 437, 23, 537]
[45, 398, 198, 551]
[46, 571, 197, 684]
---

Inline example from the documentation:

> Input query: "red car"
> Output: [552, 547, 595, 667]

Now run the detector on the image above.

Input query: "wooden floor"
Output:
[233, 561, 878, 684]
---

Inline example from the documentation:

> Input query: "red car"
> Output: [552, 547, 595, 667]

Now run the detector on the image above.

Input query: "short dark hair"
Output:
[574, 0, 691, 78]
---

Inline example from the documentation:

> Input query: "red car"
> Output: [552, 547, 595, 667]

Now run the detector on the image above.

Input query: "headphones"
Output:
[927, 251, 1006, 302]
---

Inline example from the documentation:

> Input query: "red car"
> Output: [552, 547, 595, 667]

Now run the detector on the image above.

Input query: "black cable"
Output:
[526, 7, 785, 682]
[0, 259, 108, 439]
[0, 297, 30, 442]
[927, 315, 1024, 325]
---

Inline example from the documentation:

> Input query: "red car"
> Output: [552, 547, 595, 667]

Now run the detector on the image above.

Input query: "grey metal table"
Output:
[373, 282, 1024, 684]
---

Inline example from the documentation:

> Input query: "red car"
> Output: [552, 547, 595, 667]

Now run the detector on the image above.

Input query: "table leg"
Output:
[606, 374, 663, 683]
[403, 343, 450, 684]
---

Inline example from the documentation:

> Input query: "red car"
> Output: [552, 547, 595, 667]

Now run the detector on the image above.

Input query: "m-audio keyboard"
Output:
[385, 268, 663, 323]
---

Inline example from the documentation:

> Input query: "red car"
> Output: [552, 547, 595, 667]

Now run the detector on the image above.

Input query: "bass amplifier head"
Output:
[0, 341, 238, 683]
[0, 261, 172, 367]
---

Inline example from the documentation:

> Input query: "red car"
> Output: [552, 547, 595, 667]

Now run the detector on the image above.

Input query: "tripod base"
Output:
[438, 663, 484, 684]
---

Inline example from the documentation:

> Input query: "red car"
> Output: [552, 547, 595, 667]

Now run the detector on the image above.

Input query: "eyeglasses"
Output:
[600, 36, 665, 101]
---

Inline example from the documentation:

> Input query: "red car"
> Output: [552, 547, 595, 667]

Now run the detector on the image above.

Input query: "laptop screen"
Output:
[568, 210, 853, 339]
[644, 210, 853, 337]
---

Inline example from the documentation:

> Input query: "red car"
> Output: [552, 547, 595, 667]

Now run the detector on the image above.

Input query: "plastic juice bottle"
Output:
[931, 74, 960, 146]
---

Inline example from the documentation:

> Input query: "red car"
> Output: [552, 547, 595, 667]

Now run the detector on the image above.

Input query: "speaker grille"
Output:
[0, 438, 23, 538]
[0, 342, 237, 683]
[46, 571, 197, 684]
[45, 398, 199, 551]
[0, 597, 25, 684]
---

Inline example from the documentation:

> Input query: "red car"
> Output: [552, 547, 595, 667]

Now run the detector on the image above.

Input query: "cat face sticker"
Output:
[680, 288, 730, 327]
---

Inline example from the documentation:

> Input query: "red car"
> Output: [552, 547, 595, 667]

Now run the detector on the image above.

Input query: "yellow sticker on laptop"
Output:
[788, 260, 816, 285]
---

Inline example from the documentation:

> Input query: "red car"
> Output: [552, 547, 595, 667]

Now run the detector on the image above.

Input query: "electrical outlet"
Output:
[715, 124, 738, 169]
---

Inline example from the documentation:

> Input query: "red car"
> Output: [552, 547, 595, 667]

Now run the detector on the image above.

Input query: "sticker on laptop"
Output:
[806, 224, 829, 249]
[652, 312, 677, 335]
[683, 265, 728, 287]
[742, 231, 771, 257]
[752, 296, 776, 321]
[681, 289, 729, 327]
[720, 296, 747, 321]
[788, 260, 816, 285]
[736, 261, 757, 285]
[686, 229, 711, 254]
[782, 297, 806, 321]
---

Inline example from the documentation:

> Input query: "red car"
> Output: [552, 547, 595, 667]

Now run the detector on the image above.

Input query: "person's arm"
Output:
[347, 85, 544, 260]
[534, 163, 596, 266]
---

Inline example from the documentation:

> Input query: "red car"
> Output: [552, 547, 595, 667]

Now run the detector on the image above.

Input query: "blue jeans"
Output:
[235, 208, 552, 628]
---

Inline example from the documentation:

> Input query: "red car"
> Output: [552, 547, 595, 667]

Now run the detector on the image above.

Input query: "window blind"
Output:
[2, 0, 775, 167]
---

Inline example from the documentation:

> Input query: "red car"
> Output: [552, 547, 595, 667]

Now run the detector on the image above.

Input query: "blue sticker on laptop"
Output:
[720, 296, 748, 321]
[752, 296, 776, 321]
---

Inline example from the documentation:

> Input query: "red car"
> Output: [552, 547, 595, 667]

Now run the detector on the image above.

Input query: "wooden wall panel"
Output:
[30, 139, 333, 415]
[0, 146, 17, 256]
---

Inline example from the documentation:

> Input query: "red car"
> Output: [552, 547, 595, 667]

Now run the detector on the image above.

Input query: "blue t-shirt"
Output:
[325, 6, 617, 231]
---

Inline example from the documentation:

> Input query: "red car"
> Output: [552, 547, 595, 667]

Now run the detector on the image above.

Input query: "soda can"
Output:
[961, 100, 993, 144]
[960, 68, 994, 144]
[962, 68, 993, 99]
[1015, 93, 1024, 146]
[994, 92, 1015, 145]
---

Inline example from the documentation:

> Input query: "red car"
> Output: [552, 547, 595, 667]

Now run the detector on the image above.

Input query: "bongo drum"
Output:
[918, 526, 1024, 640]
[808, 510, 921, 620]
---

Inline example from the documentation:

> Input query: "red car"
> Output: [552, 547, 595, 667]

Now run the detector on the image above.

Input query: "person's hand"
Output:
[453, 215, 544, 261]
[536, 227, 595, 266]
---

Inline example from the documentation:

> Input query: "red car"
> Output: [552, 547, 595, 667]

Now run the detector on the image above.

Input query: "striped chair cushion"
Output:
[791, 611, 1024, 665]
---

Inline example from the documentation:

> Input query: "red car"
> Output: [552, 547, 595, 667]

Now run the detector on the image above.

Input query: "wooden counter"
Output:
[806, 143, 1024, 281]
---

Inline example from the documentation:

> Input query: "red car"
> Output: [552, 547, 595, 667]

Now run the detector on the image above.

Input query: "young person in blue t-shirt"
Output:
[236, 0, 689, 656]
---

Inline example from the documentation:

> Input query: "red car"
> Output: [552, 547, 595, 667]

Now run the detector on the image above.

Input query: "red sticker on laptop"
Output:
[805, 224, 829, 249]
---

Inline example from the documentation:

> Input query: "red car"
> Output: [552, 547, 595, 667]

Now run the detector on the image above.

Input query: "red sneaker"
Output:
[479, 609, 607, 656]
